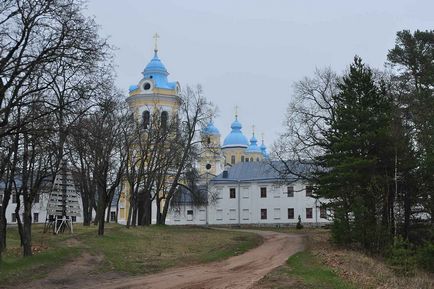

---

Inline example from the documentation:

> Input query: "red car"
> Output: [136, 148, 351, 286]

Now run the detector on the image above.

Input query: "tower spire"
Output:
[252, 125, 256, 136]
[153, 33, 160, 53]
[235, 105, 239, 120]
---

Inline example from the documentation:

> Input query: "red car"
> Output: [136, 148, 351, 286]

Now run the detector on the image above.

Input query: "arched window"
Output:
[142, 110, 150, 129]
[161, 111, 168, 130]
[241, 155, 245, 162]
[207, 137, 211, 145]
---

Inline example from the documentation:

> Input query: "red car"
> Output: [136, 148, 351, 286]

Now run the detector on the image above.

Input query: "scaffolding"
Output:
[44, 165, 81, 234]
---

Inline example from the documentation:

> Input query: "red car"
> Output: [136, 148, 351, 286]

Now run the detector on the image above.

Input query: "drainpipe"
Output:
[205, 174, 209, 227]
[238, 180, 241, 227]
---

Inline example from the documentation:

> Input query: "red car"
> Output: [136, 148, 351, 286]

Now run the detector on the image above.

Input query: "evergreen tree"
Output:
[387, 30, 434, 226]
[316, 57, 395, 252]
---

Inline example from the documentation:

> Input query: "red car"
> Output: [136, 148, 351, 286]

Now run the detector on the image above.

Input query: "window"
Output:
[207, 137, 211, 144]
[241, 155, 245, 162]
[260, 209, 267, 220]
[288, 208, 294, 219]
[161, 111, 168, 130]
[231, 155, 236, 164]
[260, 187, 267, 198]
[287, 186, 294, 197]
[256, 157, 260, 162]
[250, 157, 253, 162]
[11, 213, 16, 223]
[12, 193, 17, 203]
[72, 216, 76, 222]
[33, 212, 39, 223]
[229, 209, 236, 220]
[110, 211, 116, 222]
[306, 185, 313, 197]
[34, 193, 40, 203]
[216, 209, 223, 220]
[242, 209, 249, 220]
[187, 209, 193, 221]
[229, 188, 236, 199]
[306, 208, 313, 219]
[142, 110, 150, 129]
[320, 207, 327, 219]
[245, 158, 249, 162]
[273, 208, 281, 220]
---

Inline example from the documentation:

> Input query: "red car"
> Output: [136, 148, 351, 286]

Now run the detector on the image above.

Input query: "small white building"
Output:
[168, 161, 331, 226]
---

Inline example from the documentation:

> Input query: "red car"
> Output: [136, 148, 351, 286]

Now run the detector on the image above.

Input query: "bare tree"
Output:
[0, 0, 110, 257]
[271, 68, 338, 181]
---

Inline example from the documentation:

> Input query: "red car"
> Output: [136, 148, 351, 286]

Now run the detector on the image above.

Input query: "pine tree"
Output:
[316, 57, 395, 252]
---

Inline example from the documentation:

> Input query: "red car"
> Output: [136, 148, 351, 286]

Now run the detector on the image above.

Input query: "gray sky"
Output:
[85, 0, 433, 147]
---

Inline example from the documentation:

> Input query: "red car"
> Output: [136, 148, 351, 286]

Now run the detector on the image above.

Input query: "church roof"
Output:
[202, 121, 220, 136]
[246, 134, 262, 153]
[142, 51, 177, 90]
[260, 141, 269, 158]
[211, 161, 312, 182]
[222, 117, 249, 148]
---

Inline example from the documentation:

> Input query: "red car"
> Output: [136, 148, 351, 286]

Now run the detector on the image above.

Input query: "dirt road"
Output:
[18, 230, 304, 289]
[96, 230, 304, 289]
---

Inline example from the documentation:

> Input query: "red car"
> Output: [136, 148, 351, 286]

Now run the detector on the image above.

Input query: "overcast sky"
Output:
[85, 0, 433, 147]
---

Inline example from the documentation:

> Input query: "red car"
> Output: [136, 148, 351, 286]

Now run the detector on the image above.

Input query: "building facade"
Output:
[168, 162, 330, 226]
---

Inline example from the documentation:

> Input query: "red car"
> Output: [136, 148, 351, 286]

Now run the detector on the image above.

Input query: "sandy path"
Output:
[14, 230, 304, 289]
[91, 230, 304, 289]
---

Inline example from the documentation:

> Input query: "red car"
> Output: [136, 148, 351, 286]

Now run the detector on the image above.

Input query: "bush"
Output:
[387, 237, 416, 276]
[416, 243, 434, 272]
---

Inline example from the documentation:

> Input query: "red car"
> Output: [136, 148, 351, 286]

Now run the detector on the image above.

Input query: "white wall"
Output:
[165, 180, 331, 226]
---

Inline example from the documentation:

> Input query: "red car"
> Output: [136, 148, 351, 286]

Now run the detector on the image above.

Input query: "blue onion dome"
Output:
[202, 121, 220, 136]
[144, 50, 168, 75]
[141, 49, 177, 90]
[222, 116, 249, 148]
[260, 139, 269, 158]
[246, 133, 262, 153]
[129, 84, 138, 92]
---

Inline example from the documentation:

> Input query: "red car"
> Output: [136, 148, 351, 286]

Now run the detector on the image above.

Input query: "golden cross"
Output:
[252, 125, 255, 135]
[235, 105, 239, 119]
[153, 33, 160, 51]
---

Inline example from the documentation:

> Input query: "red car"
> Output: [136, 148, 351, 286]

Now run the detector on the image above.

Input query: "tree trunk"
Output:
[126, 203, 133, 228]
[21, 202, 32, 256]
[96, 190, 106, 236]
[131, 206, 137, 227]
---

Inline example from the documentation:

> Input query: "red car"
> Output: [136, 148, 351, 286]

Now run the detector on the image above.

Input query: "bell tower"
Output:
[126, 33, 181, 125]
[199, 121, 224, 177]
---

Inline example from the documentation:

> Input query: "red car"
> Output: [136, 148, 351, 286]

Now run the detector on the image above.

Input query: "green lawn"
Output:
[0, 224, 261, 285]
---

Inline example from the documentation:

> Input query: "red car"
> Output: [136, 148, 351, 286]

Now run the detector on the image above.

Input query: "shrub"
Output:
[416, 243, 434, 272]
[387, 237, 416, 276]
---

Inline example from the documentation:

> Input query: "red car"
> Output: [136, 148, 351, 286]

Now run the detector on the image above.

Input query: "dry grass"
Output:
[307, 231, 434, 289]
[0, 224, 262, 285]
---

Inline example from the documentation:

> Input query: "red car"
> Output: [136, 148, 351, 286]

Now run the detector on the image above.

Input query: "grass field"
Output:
[0, 224, 262, 285]
[256, 228, 434, 289]
[259, 251, 357, 289]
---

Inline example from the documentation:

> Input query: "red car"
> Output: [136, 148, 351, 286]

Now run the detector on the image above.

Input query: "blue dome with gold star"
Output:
[223, 117, 249, 148]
